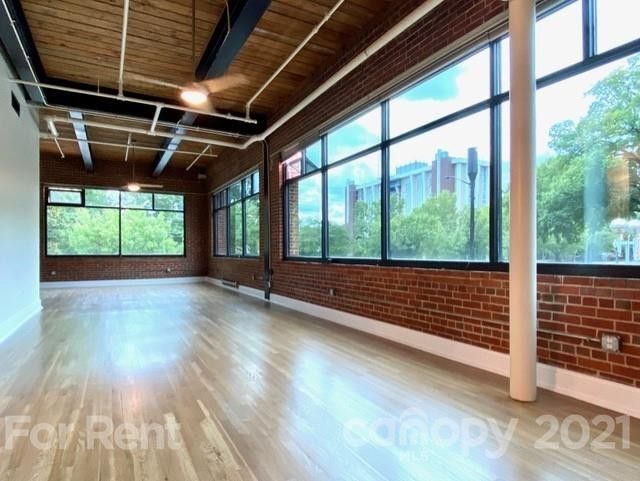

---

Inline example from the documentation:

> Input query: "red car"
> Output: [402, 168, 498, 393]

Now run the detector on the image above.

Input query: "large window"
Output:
[46, 187, 185, 256]
[283, 0, 640, 272]
[213, 170, 261, 257]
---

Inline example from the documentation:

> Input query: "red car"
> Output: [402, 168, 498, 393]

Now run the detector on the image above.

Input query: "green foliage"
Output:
[245, 197, 260, 256]
[47, 191, 185, 256]
[229, 203, 243, 256]
[121, 210, 183, 255]
[531, 54, 640, 262]
[390, 192, 489, 261]
[298, 220, 322, 257]
[47, 206, 119, 255]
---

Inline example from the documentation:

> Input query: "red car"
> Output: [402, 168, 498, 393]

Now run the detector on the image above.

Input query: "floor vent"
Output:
[222, 279, 239, 289]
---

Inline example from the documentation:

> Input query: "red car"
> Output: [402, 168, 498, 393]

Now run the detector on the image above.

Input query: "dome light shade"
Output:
[126, 182, 141, 192]
[180, 88, 208, 106]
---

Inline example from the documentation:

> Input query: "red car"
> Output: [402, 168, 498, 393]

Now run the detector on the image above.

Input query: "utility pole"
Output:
[467, 147, 478, 259]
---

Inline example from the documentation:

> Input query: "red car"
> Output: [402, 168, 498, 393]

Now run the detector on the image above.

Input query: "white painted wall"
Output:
[0, 52, 41, 342]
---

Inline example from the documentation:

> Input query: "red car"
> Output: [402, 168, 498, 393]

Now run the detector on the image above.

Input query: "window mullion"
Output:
[242, 199, 247, 257]
[489, 40, 502, 264]
[321, 136, 329, 260]
[381, 100, 390, 261]
[582, 0, 597, 59]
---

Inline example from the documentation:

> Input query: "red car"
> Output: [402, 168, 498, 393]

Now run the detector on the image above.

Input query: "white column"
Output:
[509, 0, 537, 402]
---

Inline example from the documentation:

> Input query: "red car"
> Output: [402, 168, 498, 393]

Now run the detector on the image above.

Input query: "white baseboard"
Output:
[204, 277, 640, 419]
[41, 276, 207, 289]
[0, 301, 42, 345]
[205, 277, 267, 301]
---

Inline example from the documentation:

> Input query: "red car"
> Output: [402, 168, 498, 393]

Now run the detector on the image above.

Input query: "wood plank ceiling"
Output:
[24, 0, 392, 168]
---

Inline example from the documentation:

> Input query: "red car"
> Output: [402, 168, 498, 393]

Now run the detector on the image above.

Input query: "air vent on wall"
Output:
[10, 91, 20, 117]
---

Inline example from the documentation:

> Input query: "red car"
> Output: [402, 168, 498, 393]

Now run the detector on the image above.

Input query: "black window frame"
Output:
[45, 186, 186, 258]
[213, 170, 261, 258]
[282, 0, 640, 278]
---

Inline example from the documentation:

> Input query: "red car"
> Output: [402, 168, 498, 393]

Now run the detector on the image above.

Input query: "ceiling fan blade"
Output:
[138, 183, 164, 189]
[127, 73, 184, 90]
[197, 73, 248, 94]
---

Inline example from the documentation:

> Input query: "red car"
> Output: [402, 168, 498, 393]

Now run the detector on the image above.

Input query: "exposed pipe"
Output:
[18, 0, 445, 153]
[118, 0, 130, 96]
[40, 134, 220, 158]
[241, 0, 446, 149]
[245, 0, 345, 118]
[185, 145, 211, 171]
[47, 116, 242, 149]
[11, 80, 258, 125]
[124, 133, 132, 162]
[46, 118, 65, 159]
[28, 103, 248, 138]
[150, 105, 162, 133]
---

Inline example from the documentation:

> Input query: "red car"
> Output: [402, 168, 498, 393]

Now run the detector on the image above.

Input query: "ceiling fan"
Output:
[122, 136, 163, 192]
[126, 0, 247, 109]
[127, 72, 247, 110]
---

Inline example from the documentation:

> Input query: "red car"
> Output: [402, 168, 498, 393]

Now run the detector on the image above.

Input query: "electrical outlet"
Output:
[601, 333, 621, 353]
[50, 271, 57, 276]
[328, 288, 336, 296]
[166, 267, 172, 273]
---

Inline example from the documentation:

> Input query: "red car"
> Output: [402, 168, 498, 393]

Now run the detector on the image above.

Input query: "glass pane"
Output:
[154, 193, 184, 211]
[229, 182, 242, 203]
[287, 173, 322, 257]
[389, 110, 491, 261]
[597, 0, 640, 53]
[46, 206, 119, 255]
[48, 188, 82, 205]
[536, 1, 583, 77]
[121, 210, 184, 255]
[303, 141, 322, 173]
[85, 189, 119, 208]
[500, 1, 583, 91]
[244, 196, 260, 256]
[242, 178, 251, 197]
[327, 106, 381, 163]
[390, 48, 490, 138]
[252, 170, 260, 194]
[327, 151, 381, 258]
[229, 202, 243, 256]
[214, 209, 228, 256]
[121, 192, 152, 209]
[534, 53, 640, 264]
[284, 151, 303, 180]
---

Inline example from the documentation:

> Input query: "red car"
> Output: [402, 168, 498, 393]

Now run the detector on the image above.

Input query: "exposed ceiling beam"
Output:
[196, 0, 271, 80]
[69, 111, 93, 172]
[152, 0, 271, 178]
[0, 0, 46, 103]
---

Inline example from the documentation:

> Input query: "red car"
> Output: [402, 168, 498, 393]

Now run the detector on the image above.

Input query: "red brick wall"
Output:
[207, 0, 640, 388]
[40, 155, 209, 281]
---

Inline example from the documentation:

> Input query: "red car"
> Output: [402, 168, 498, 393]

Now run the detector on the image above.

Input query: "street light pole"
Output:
[467, 147, 479, 259]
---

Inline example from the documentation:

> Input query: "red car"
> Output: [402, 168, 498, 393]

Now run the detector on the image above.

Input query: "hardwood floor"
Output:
[0, 283, 637, 481]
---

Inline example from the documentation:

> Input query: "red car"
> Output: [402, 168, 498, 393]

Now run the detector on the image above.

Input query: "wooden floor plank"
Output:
[0, 284, 637, 481]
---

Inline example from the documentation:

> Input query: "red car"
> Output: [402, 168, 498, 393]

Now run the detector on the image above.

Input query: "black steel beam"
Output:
[0, 0, 46, 103]
[152, 0, 271, 177]
[196, 0, 271, 80]
[69, 111, 94, 172]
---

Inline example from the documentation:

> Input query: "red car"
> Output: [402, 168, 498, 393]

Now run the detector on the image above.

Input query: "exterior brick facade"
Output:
[206, 0, 640, 388]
